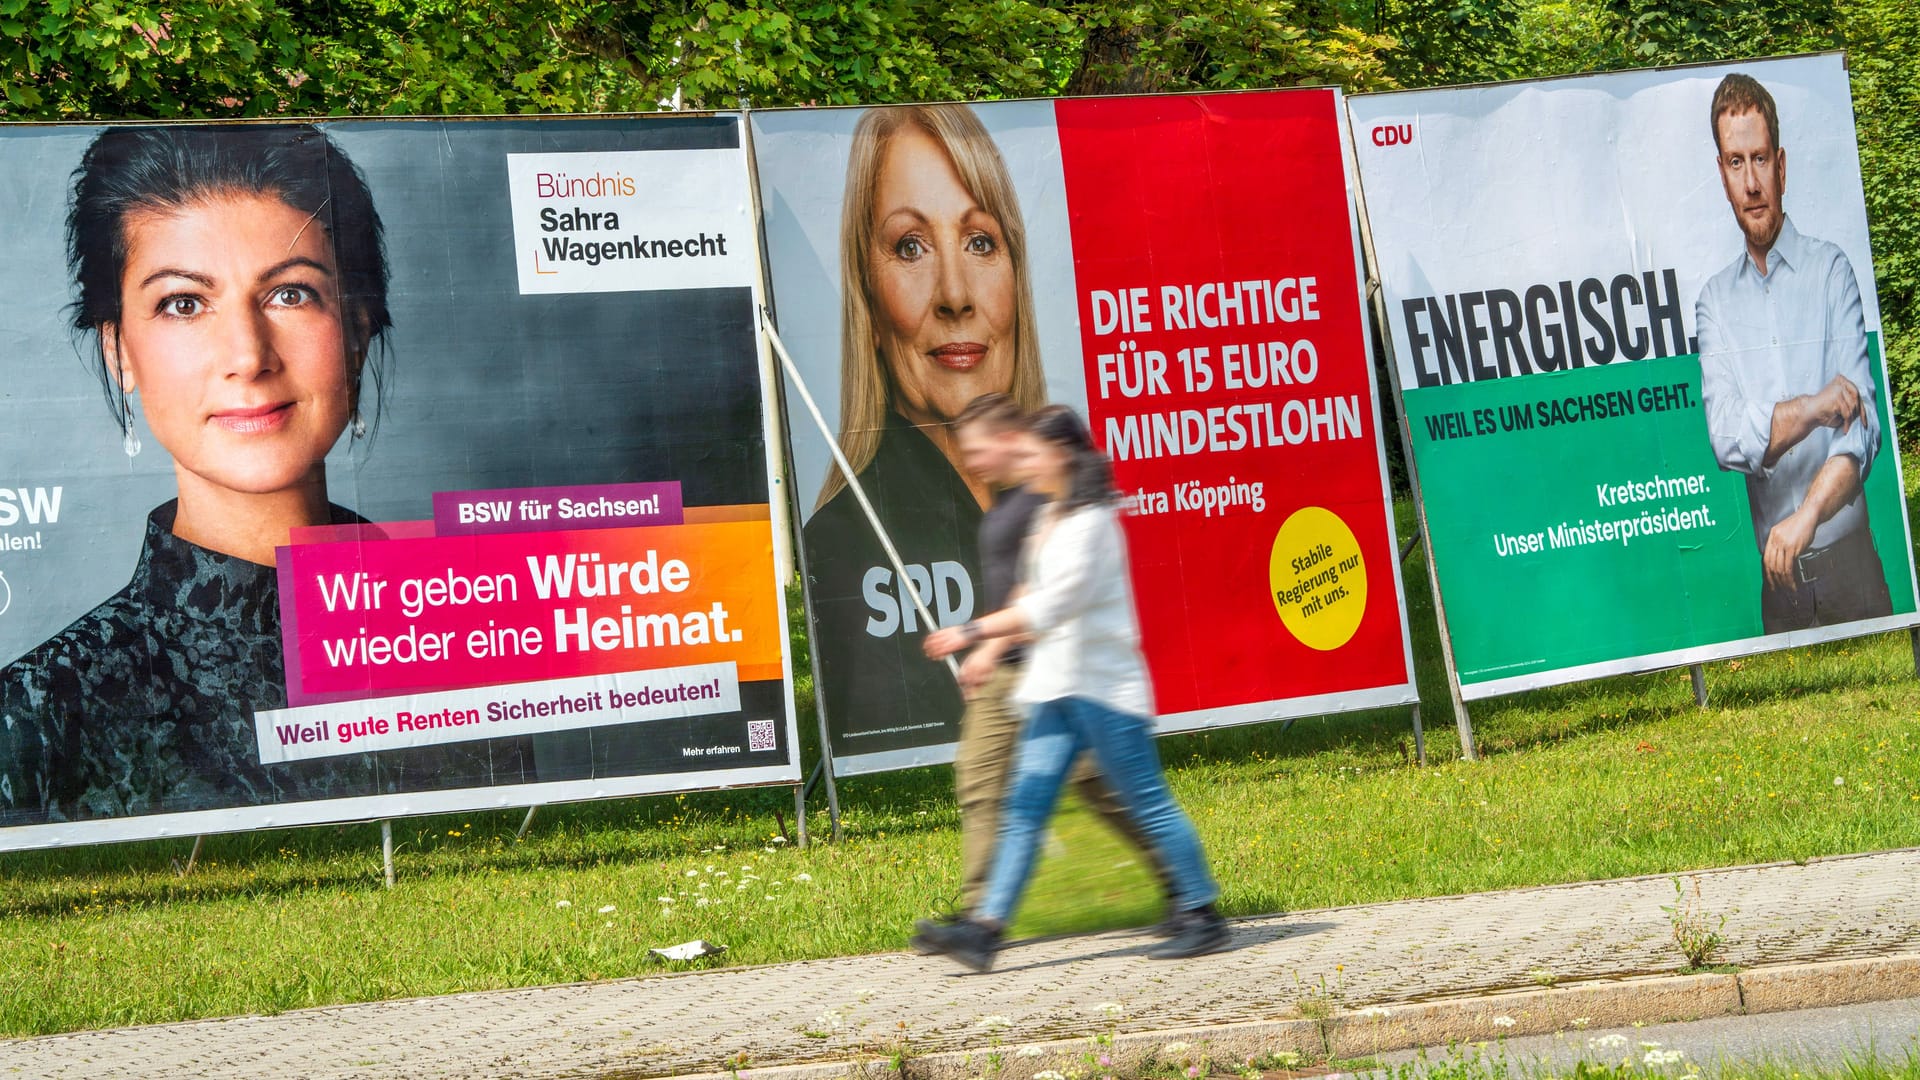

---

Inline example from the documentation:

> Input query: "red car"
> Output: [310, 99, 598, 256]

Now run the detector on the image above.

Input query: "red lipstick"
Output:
[929, 342, 988, 372]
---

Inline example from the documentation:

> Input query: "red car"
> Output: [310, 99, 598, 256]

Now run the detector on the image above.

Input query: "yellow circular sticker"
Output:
[1269, 506, 1367, 651]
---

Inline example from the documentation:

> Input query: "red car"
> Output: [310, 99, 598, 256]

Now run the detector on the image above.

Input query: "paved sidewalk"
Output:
[5, 849, 1919, 1080]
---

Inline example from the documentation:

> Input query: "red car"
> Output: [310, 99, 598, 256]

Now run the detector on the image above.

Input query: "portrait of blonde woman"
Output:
[802, 104, 1048, 744]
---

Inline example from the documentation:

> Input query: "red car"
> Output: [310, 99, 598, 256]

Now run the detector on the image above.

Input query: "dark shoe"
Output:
[911, 917, 1002, 973]
[1147, 905, 1229, 959]
[911, 910, 964, 954]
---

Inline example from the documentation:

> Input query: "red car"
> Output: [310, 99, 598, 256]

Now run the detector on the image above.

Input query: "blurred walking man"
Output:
[915, 394, 1172, 939]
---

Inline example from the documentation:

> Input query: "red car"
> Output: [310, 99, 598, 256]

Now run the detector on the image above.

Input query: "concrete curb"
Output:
[626, 954, 1920, 1080]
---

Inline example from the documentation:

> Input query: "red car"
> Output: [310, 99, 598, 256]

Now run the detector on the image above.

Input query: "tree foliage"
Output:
[1843, 0, 1920, 432]
[1, 1, 1392, 120]
[3, 0, 1916, 435]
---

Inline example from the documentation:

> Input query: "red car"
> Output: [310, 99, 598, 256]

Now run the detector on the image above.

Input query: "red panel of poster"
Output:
[1057, 93, 1408, 716]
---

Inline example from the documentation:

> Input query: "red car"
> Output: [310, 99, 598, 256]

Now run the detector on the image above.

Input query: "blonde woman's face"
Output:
[867, 125, 1018, 426]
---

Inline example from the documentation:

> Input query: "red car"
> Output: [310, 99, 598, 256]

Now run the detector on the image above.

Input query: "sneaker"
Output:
[1147, 905, 1229, 960]
[910, 916, 1002, 973]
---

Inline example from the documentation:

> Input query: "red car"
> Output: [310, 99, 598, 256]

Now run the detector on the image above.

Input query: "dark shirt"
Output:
[978, 484, 1047, 667]
[802, 411, 982, 758]
[0, 501, 523, 825]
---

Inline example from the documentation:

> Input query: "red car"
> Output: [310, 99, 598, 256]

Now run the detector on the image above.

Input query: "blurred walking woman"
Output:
[918, 406, 1230, 970]
[0, 125, 452, 824]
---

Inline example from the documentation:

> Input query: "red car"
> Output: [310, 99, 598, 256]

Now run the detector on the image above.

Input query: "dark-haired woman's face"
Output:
[867, 125, 1017, 426]
[106, 193, 356, 498]
[1016, 431, 1070, 497]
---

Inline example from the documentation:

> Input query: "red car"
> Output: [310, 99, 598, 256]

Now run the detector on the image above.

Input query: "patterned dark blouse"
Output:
[0, 501, 520, 826]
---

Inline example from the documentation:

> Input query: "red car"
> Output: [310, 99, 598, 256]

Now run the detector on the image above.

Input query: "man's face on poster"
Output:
[1715, 107, 1787, 258]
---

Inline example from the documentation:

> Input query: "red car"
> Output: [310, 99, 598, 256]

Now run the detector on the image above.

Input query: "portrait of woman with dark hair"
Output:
[801, 104, 1049, 744]
[0, 125, 513, 825]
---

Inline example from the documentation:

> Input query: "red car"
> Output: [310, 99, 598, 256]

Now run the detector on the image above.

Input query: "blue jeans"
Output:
[977, 696, 1219, 925]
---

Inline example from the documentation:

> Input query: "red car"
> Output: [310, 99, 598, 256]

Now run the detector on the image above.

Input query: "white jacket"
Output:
[1013, 503, 1153, 717]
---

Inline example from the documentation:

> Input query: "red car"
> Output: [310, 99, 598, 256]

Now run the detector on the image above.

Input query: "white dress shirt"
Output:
[1012, 502, 1154, 717]
[1696, 215, 1878, 550]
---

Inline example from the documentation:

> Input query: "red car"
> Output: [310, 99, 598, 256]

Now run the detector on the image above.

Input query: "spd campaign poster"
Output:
[0, 116, 799, 851]
[751, 91, 1418, 774]
[1350, 53, 1920, 699]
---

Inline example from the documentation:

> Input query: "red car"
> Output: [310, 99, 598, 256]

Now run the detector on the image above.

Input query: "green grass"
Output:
[4, 478, 1920, 1037]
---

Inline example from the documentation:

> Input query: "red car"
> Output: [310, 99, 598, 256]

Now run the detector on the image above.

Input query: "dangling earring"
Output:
[351, 411, 367, 440]
[122, 396, 142, 458]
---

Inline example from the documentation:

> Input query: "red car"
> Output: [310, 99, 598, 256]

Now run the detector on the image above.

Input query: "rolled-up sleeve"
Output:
[1696, 285, 1774, 477]
[1014, 511, 1103, 637]
[1822, 251, 1879, 479]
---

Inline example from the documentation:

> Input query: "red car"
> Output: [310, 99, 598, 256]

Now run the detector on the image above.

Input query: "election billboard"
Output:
[1349, 53, 1920, 699]
[751, 91, 1419, 774]
[0, 116, 800, 851]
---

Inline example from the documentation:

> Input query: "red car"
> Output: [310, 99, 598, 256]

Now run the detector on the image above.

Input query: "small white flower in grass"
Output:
[736, 884, 748, 892]
[794, 873, 813, 882]
[685, 869, 699, 877]
[1033, 1071, 1066, 1080]
[657, 897, 673, 904]
[1571, 1018, 1592, 1029]
[554, 900, 572, 909]
[706, 864, 716, 873]
[1161, 1042, 1192, 1057]
[603, 920, 614, 928]
[977, 1015, 1013, 1033]
[1588, 1034, 1628, 1050]
[772, 836, 788, 844]
[1644, 1049, 1685, 1067]
[1094, 1002, 1123, 1020]
[1493, 1015, 1516, 1028]
[764, 895, 776, 901]
[696, 897, 711, 907]
[598, 905, 617, 914]
[1835, 776, 1846, 786]
[1016, 1046, 1044, 1058]
[764, 847, 778, 854]
[1356, 1006, 1392, 1019]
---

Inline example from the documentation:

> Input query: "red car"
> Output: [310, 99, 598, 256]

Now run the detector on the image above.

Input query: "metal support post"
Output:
[1689, 663, 1708, 708]
[381, 820, 395, 889]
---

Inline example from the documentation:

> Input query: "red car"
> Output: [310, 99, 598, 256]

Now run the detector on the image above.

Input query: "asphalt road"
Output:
[1369, 997, 1920, 1074]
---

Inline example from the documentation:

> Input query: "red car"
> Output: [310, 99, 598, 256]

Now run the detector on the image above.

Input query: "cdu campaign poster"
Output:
[1350, 53, 1920, 698]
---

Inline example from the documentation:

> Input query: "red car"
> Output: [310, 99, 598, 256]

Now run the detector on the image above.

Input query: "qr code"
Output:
[747, 719, 777, 752]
